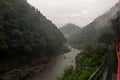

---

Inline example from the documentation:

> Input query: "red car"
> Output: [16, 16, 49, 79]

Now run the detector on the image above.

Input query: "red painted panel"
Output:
[115, 38, 120, 80]
[117, 61, 120, 80]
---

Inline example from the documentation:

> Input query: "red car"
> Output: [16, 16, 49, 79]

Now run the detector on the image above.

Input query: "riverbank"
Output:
[29, 46, 80, 80]
[0, 45, 70, 80]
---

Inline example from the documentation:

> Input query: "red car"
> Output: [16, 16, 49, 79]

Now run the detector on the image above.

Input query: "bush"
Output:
[59, 44, 107, 80]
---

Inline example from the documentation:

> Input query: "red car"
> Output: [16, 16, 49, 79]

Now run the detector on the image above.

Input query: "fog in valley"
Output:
[0, 0, 119, 80]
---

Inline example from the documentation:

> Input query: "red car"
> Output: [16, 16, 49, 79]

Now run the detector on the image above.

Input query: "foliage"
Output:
[0, 0, 65, 58]
[111, 13, 120, 38]
[98, 32, 114, 49]
[59, 10, 119, 80]
[23, 44, 32, 53]
[59, 4, 119, 80]
[59, 44, 107, 80]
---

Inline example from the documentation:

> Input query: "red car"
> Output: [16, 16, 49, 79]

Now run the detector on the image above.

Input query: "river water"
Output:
[30, 46, 81, 80]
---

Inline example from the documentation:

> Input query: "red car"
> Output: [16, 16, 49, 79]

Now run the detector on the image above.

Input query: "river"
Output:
[29, 46, 81, 80]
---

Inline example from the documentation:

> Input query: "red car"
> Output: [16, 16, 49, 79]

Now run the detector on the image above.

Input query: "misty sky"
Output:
[27, 0, 118, 28]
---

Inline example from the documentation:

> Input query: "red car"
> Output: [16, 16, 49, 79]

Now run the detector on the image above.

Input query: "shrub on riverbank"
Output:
[58, 44, 107, 80]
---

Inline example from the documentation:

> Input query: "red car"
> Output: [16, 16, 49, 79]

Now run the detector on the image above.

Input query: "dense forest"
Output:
[0, 0, 66, 78]
[59, 3, 119, 80]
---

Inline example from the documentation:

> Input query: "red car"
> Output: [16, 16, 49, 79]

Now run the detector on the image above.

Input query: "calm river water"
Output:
[30, 46, 81, 80]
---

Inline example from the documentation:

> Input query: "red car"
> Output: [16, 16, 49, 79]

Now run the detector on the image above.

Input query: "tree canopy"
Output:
[0, 0, 65, 57]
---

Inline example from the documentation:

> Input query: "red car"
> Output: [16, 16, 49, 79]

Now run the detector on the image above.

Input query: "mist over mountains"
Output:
[59, 23, 81, 38]
[59, 3, 119, 80]
[67, 3, 119, 45]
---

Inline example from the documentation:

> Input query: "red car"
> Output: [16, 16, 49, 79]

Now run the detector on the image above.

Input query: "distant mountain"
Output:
[68, 3, 119, 45]
[59, 23, 81, 38]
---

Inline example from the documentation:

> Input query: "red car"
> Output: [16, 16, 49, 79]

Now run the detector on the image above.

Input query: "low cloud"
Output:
[28, 0, 118, 28]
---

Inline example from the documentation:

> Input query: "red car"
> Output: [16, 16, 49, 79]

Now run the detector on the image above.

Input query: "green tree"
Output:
[98, 32, 113, 49]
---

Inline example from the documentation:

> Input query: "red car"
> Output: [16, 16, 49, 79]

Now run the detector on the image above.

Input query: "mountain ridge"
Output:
[68, 2, 119, 46]
[59, 23, 81, 39]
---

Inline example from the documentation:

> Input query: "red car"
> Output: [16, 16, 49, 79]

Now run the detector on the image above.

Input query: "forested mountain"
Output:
[60, 12, 119, 80]
[0, 0, 65, 74]
[59, 23, 81, 38]
[59, 3, 119, 80]
[68, 3, 119, 46]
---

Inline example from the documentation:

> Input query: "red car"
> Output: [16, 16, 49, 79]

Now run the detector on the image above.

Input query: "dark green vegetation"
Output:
[58, 44, 107, 80]
[0, 0, 65, 75]
[111, 13, 120, 38]
[59, 23, 81, 39]
[59, 3, 119, 80]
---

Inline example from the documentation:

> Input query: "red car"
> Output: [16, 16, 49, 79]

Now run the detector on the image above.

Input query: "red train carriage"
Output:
[115, 38, 120, 80]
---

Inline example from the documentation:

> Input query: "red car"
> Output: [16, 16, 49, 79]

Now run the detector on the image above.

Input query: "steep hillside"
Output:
[69, 3, 119, 46]
[0, 0, 65, 74]
[59, 3, 119, 80]
[60, 23, 81, 38]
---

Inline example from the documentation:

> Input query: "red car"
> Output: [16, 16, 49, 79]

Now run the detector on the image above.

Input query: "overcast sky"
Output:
[27, 0, 118, 28]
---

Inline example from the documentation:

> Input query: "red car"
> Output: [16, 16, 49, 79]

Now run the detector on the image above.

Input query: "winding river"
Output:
[30, 46, 81, 80]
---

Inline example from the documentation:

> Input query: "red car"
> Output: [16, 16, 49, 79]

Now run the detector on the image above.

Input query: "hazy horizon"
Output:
[27, 0, 118, 28]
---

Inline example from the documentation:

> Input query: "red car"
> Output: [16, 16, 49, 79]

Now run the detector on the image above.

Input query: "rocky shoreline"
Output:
[1, 63, 52, 80]
[0, 45, 70, 80]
